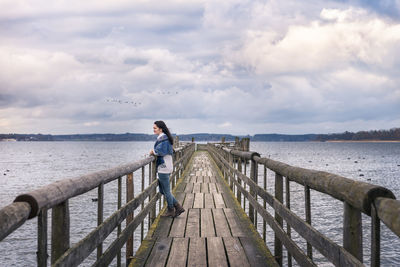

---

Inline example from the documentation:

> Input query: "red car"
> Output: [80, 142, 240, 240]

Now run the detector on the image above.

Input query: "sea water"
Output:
[0, 141, 399, 266]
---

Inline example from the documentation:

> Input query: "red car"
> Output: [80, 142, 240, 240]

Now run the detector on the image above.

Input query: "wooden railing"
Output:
[205, 143, 399, 267]
[0, 142, 195, 266]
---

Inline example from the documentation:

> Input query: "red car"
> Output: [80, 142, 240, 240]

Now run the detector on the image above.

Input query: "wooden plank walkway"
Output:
[130, 151, 278, 267]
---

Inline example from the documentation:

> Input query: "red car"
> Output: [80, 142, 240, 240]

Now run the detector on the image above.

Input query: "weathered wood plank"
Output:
[185, 183, 194, 193]
[169, 211, 188, 237]
[210, 175, 217, 183]
[193, 193, 204, 209]
[223, 237, 250, 267]
[193, 183, 201, 193]
[204, 194, 215, 208]
[201, 183, 209, 193]
[212, 209, 231, 237]
[224, 208, 247, 237]
[207, 237, 228, 267]
[144, 237, 172, 267]
[214, 193, 225, 208]
[186, 209, 200, 237]
[188, 238, 207, 267]
[183, 194, 194, 209]
[166, 238, 188, 267]
[201, 209, 215, 237]
[240, 237, 278, 267]
[209, 183, 218, 193]
[128, 239, 155, 267]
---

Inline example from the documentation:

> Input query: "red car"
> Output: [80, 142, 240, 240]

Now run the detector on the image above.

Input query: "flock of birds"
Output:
[106, 91, 179, 107]
[106, 99, 142, 106]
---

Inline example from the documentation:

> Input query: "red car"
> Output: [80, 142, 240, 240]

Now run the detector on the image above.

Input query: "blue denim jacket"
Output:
[154, 134, 173, 168]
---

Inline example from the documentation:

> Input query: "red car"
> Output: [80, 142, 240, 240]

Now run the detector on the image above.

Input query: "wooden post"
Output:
[37, 209, 48, 267]
[221, 136, 225, 143]
[117, 177, 122, 267]
[151, 160, 157, 224]
[263, 166, 267, 242]
[237, 157, 242, 205]
[305, 185, 312, 259]
[286, 177, 292, 267]
[371, 204, 380, 267]
[275, 173, 283, 266]
[235, 137, 240, 149]
[126, 173, 134, 265]
[97, 183, 104, 259]
[229, 152, 234, 190]
[141, 166, 145, 242]
[249, 158, 258, 224]
[51, 201, 70, 265]
[343, 202, 363, 262]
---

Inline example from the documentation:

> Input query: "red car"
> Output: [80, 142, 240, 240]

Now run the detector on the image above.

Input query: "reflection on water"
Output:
[1, 141, 399, 266]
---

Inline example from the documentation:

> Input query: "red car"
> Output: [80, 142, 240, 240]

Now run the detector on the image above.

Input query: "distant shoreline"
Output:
[326, 140, 400, 143]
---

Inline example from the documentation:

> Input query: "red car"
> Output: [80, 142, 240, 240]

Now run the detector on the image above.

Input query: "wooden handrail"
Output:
[14, 157, 154, 219]
[206, 142, 400, 266]
[0, 142, 196, 267]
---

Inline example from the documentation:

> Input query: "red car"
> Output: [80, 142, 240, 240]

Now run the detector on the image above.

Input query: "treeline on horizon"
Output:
[1, 128, 399, 142]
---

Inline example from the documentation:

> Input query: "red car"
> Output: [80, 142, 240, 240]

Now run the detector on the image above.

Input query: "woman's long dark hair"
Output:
[154, 120, 174, 145]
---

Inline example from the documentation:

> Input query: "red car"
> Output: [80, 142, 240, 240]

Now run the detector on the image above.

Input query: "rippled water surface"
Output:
[1, 141, 399, 266]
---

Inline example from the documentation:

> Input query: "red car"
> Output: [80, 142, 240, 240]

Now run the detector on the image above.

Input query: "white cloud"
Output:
[0, 1, 399, 135]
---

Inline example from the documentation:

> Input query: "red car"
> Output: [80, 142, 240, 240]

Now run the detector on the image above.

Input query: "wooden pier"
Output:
[1, 139, 400, 267]
[130, 151, 278, 267]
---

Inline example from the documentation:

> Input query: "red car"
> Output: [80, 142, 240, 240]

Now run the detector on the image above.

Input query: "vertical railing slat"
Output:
[97, 183, 104, 259]
[51, 200, 70, 265]
[141, 166, 145, 242]
[371, 204, 380, 267]
[343, 202, 363, 262]
[286, 177, 292, 267]
[37, 209, 48, 267]
[117, 177, 122, 267]
[263, 166, 267, 242]
[275, 173, 283, 266]
[305, 185, 312, 260]
[126, 173, 134, 265]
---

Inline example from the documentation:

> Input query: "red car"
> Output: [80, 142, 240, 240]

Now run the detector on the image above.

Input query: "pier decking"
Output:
[130, 151, 278, 267]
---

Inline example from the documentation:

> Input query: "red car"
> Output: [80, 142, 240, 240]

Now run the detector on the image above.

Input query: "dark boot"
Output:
[174, 202, 185, 217]
[161, 207, 175, 217]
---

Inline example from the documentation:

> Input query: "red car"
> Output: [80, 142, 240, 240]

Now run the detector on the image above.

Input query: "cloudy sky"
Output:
[1, 0, 399, 135]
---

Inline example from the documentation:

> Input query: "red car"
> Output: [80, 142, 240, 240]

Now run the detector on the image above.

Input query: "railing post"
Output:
[305, 185, 312, 259]
[51, 200, 70, 265]
[97, 183, 104, 259]
[286, 177, 292, 267]
[229, 152, 234, 190]
[263, 166, 267, 242]
[275, 173, 283, 266]
[249, 158, 258, 224]
[37, 209, 48, 267]
[117, 177, 122, 267]
[126, 173, 134, 265]
[343, 202, 363, 262]
[237, 157, 242, 205]
[150, 159, 157, 224]
[371, 204, 380, 267]
[141, 167, 145, 242]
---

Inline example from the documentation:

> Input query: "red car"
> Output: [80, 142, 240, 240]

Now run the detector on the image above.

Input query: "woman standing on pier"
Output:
[150, 121, 185, 218]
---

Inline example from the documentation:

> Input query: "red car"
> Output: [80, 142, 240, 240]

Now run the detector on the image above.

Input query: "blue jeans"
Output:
[158, 173, 177, 208]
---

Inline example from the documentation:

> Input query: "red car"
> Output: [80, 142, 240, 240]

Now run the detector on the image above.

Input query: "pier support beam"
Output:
[343, 202, 363, 262]
[51, 200, 70, 264]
